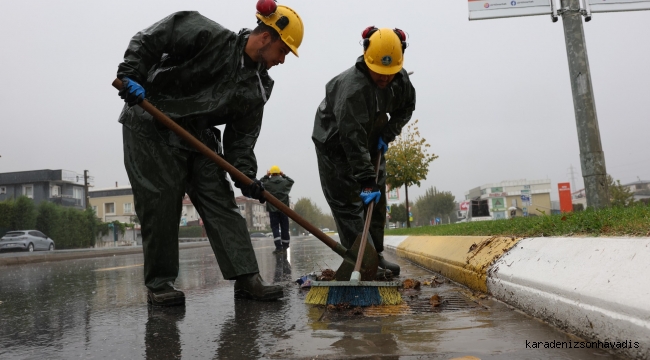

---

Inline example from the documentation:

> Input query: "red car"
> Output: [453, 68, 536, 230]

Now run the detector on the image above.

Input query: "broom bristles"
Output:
[305, 285, 402, 307]
[305, 286, 329, 305]
[378, 287, 402, 305]
[327, 286, 382, 307]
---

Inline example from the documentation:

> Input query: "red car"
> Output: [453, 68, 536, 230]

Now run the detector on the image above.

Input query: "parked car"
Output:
[321, 228, 331, 233]
[0, 230, 55, 252]
[264, 233, 273, 237]
[249, 232, 268, 238]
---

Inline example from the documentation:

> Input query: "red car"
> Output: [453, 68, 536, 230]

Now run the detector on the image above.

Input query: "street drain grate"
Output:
[362, 291, 483, 317]
[407, 291, 480, 313]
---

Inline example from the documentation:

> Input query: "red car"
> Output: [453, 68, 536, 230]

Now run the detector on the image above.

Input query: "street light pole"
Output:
[84, 170, 90, 210]
[560, 0, 610, 209]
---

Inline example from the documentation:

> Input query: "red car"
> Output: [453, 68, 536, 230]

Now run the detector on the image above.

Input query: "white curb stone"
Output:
[488, 237, 650, 359]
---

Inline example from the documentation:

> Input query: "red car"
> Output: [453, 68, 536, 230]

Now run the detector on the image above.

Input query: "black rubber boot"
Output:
[377, 253, 400, 276]
[272, 239, 283, 254]
[234, 273, 283, 301]
[147, 288, 185, 307]
[375, 268, 394, 280]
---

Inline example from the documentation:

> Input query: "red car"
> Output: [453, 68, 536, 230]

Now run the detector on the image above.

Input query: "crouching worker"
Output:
[311, 27, 416, 276]
[116, 5, 304, 305]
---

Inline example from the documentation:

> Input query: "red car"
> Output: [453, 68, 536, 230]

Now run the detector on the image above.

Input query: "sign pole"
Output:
[560, 0, 610, 209]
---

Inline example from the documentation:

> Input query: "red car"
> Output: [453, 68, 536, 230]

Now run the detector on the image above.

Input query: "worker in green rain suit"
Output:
[116, 6, 304, 306]
[260, 165, 294, 253]
[312, 27, 416, 276]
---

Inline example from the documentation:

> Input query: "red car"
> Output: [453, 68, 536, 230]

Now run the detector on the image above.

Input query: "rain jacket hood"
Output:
[312, 55, 416, 183]
[117, 11, 273, 178]
[261, 174, 294, 212]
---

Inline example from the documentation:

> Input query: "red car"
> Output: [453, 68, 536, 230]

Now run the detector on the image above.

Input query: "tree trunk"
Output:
[405, 186, 410, 228]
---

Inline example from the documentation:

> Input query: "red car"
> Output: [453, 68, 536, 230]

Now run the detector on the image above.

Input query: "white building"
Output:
[464, 179, 553, 219]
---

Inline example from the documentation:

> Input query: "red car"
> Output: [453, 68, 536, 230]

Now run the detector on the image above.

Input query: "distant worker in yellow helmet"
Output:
[312, 27, 416, 276]
[115, 2, 304, 305]
[261, 165, 295, 253]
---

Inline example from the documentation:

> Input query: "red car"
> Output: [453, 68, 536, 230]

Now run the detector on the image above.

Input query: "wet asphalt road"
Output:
[0, 236, 623, 360]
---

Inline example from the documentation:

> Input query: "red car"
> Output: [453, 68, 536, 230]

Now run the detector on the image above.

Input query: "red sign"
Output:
[459, 201, 470, 211]
[558, 182, 573, 213]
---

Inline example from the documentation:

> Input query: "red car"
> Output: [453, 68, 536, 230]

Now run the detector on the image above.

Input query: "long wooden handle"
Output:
[112, 78, 346, 255]
[353, 155, 382, 274]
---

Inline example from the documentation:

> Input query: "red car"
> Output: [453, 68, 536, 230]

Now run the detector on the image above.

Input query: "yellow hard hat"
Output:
[256, 5, 304, 57]
[362, 27, 406, 75]
[269, 165, 281, 174]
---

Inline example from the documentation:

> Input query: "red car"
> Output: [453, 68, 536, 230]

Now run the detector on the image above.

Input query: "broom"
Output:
[305, 156, 401, 307]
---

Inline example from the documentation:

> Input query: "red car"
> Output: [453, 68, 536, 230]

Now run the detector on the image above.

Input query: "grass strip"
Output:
[386, 205, 650, 237]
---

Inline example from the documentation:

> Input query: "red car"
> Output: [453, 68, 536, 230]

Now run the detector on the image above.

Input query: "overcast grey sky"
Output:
[1, 1, 648, 211]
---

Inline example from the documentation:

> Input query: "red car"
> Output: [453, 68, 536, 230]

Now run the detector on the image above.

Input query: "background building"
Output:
[235, 196, 270, 231]
[623, 180, 650, 203]
[181, 194, 201, 226]
[89, 186, 135, 223]
[464, 179, 552, 219]
[0, 169, 87, 209]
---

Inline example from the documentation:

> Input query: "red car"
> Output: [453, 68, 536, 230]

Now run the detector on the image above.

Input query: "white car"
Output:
[0, 230, 55, 252]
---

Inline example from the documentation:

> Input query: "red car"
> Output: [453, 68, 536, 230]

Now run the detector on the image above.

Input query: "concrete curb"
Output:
[385, 235, 650, 360]
[0, 241, 211, 266]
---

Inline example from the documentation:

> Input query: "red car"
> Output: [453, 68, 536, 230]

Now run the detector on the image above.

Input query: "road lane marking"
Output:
[94, 264, 144, 272]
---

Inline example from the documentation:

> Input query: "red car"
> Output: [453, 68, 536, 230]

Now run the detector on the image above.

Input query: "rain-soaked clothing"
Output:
[261, 174, 294, 247]
[312, 56, 416, 253]
[117, 11, 273, 291]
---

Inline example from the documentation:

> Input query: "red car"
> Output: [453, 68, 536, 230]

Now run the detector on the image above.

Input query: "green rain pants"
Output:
[315, 148, 387, 253]
[123, 127, 259, 291]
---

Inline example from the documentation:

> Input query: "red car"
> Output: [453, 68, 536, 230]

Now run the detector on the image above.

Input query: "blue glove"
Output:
[359, 180, 381, 205]
[118, 77, 146, 107]
[378, 137, 388, 155]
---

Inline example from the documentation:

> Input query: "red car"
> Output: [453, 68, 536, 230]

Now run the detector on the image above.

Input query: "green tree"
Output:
[0, 200, 14, 236]
[385, 119, 438, 228]
[415, 187, 456, 225]
[12, 196, 36, 230]
[292, 197, 336, 234]
[36, 201, 60, 237]
[389, 203, 407, 225]
[608, 174, 634, 207]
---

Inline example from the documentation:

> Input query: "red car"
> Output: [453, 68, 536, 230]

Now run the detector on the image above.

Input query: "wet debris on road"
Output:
[402, 278, 421, 290]
[296, 269, 337, 289]
[429, 294, 442, 307]
[326, 303, 364, 316]
[318, 269, 336, 281]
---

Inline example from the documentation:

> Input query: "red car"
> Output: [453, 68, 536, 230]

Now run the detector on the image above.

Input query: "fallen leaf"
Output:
[422, 281, 431, 286]
[318, 269, 336, 281]
[429, 294, 441, 307]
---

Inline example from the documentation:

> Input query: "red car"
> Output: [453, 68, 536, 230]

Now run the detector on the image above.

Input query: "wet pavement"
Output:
[0, 235, 623, 359]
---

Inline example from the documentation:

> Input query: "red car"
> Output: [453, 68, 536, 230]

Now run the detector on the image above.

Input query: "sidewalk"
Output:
[0, 239, 210, 266]
[385, 235, 650, 360]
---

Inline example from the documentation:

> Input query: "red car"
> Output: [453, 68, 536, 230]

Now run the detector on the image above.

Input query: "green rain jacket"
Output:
[117, 11, 273, 179]
[312, 56, 416, 184]
[261, 174, 294, 212]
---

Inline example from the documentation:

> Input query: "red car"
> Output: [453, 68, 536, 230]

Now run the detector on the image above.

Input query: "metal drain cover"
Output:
[316, 290, 485, 318]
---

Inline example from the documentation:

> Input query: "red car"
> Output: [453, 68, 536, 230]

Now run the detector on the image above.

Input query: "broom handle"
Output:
[353, 155, 382, 274]
[112, 78, 348, 257]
